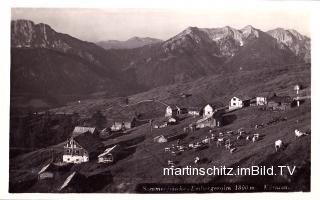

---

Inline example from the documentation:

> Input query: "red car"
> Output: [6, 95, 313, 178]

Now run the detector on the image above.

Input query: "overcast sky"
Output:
[11, 7, 310, 42]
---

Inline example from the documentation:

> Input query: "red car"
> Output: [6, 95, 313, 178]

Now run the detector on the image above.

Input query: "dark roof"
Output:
[73, 132, 104, 153]
[112, 115, 136, 122]
[268, 96, 292, 103]
[188, 106, 202, 111]
[72, 126, 97, 137]
[231, 95, 252, 101]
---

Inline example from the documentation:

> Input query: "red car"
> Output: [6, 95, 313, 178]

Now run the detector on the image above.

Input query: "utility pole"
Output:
[294, 85, 300, 107]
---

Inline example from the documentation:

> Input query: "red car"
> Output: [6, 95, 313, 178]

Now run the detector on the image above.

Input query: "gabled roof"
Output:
[231, 95, 252, 101]
[166, 104, 181, 110]
[188, 106, 202, 111]
[72, 126, 96, 137]
[112, 116, 136, 123]
[73, 132, 103, 154]
[38, 163, 52, 175]
[59, 171, 86, 191]
[268, 95, 292, 103]
[98, 145, 121, 157]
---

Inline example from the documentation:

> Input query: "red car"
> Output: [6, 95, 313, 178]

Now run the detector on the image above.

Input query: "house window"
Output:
[233, 98, 236, 101]
[67, 158, 70, 161]
[233, 103, 236, 106]
[76, 159, 79, 162]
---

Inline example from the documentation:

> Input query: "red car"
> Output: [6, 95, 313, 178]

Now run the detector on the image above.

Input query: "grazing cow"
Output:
[216, 138, 224, 147]
[237, 135, 243, 140]
[194, 157, 200, 164]
[252, 133, 260, 143]
[202, 138, 210, 144]
[230, 147, 237, 153]
[275, 140, 283, 152]
[246, 135, 251, 141]
[168, 160, 174, 166]
[224, 139, 230, 150]
[164, 147, 170, 152]
[295, 129, 307, 138]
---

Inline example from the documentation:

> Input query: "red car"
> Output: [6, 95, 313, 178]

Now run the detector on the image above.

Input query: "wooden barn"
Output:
[196, 109, 224, 129]
[229, 96, 251, 110]
[98, 145, 123, 164]
[110, 116, 137, 132]
[267, 95, 292, 110]
[165, 105, 187, 118]
[38, 162, 72, 180]
[72, 126, 98, 137]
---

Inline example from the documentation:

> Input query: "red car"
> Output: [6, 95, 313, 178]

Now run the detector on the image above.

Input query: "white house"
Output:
[63, 132, 103, 164]
[165, 105, 179, 117]
[229, 96, 244, 110]
[203, 104, 214, 118]
[256, 97, 267, 106]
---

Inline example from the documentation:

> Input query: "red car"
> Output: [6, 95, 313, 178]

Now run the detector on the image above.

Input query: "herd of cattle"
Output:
[162, 118, 310, 167]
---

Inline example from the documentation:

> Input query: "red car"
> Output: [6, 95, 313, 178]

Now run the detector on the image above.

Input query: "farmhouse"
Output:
[62, 132, 104, 164]
[165, 105, 179, 117]
[165, 105, 187, 117]
[98, 145, 122, 164]
[203, 104, 215, 118]
[256, 97, 267, 106]
[196, 115, 222, 129]
[72, 126, 98, 137]
[110, 116, 137, 131]
[229, 96, 251, 110]
[267, 95, 292, 110]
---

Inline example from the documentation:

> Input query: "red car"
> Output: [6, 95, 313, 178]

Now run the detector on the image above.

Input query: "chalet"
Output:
[110, 116, 137, 131]
[98, 145, 122, 164]
[165, 105, 178, 117]
[267, 95, 292, 110]
[203, 104, 215, 118]
[72, 126, 98, 137]
[196, 107, 224, 129]
[62, 132, 104, 164]
[196, 115, 222, 129]
[165, 105, 187, 117]
[256, 97, 267, 106]
[229, 96, 251, 110]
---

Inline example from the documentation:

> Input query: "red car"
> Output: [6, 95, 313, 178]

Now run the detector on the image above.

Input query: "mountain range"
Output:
[96, 37, 163, 49]
[10, 19, 310, 110]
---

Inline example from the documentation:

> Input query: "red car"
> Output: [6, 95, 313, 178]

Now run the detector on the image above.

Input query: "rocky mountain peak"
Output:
[240, 25, 260, 39]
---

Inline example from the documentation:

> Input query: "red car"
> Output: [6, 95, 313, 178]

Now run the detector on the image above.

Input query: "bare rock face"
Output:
[267, 28, 310, 62]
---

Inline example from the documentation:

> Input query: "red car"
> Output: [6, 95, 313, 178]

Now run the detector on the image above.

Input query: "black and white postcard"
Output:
[1, 0, 320, 199]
